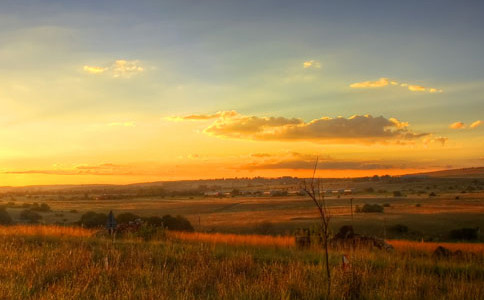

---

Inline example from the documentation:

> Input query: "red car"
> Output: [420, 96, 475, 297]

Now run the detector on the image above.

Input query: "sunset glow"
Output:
[1, 1, 483, 186]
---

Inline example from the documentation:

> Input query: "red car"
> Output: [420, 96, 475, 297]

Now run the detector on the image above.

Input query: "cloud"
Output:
[83, 59, 144, 78]
[350, 77, 442, 93]
[83, 66, 107, 74]
[171, 110, 429, 144]
[111, 60, 144, 78]
[303, 60, 321, 69]
[241, 152, 393, 170]
[164, 110, 238, 122]
[350, 77, 389, 88]
[470, 120, 482, 129]
[423, 136, 448, 146]
[449, 121, 466, 129]
[4, 163, 135, 176]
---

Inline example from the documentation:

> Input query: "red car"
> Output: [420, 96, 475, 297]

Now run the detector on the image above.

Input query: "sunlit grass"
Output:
[0, 225, 95, 238]
[167, 231, 295, 247]
[0, 225, 482, 299]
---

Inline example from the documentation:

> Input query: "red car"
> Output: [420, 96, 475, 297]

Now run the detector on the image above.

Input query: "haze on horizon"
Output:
[1, 0, 483, 186]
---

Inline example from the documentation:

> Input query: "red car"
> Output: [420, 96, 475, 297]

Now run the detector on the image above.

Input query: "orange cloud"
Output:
[469, 120, 482, 129]
[350, 77, 389, 88]
[170, 111, 429, 144]
[165, 110, 238, 121]
[350, 78, 442, 93]
[449, 122, 466, 129]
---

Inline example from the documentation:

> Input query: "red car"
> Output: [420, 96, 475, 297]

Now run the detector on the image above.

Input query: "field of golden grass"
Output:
[1, 225, 482, 299]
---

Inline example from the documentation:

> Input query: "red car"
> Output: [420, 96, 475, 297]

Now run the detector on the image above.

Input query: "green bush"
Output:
[361, 204, 384, 213]
[78, 211, 107, 228]
[0, 207, 14, 225]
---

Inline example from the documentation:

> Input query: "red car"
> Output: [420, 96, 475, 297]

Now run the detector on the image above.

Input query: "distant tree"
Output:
[78, 211, 107, 228]
[254, 221, 274, 235]
[144, 216, 164, 227]
[31, 203, 51, 212]
[361, 204, 384, 213]
[390, 224, 408, 233]
[20, 210, 42, 223]
[450, 228, 479, 241]
[0, 207, 14, 225]
[116, 212, 141, 224]
[161, 215, 194, 232]
[365, 187, 375, 193]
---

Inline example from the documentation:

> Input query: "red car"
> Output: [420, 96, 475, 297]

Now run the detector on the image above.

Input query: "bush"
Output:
[383, 203, 391, 207]
[144, 216, 164, 227]
[20, 210, 42, 223]
[450, 228, 479, 240]
[365, 187, 374, 193]
[31, 203, 51, 212]
[429, 192, 437, 197]
[0, 207, 14, 225]
[116, 212, 141, 224]
[390, 224, 409, 233]
[161, 215, 194, 232]
[393, 191, 403, 197]
[361, 204, 384, 213]
[78, 211, 107, 228]
[254, 221, 274, 235]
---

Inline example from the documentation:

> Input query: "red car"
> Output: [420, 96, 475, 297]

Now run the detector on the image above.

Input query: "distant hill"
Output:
[404, 167, 484, 178]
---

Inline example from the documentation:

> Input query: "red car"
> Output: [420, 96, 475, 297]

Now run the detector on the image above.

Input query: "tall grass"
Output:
[0, 225, 95, 237]
[0, 226, 482, 299]
[167, 231, 295, 248]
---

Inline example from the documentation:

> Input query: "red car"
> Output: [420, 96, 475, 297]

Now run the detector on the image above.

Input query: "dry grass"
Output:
[167, 231, 295, 247]
[388, 239, 484, 254]
[0, 225, 96, 238]
[0, 225, 483, 299]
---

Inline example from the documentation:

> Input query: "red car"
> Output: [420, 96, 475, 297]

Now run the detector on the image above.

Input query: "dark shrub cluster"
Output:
[30, 202, 52, 212]
[0, 207, 14, 225]
[450, 227, 479, 241]
[390, 224, 409, 233]
[356, 204, 384, 213]
[161, 215, 194, 232]
[20, 209, 42, 223]
[79, 211, 108, 228]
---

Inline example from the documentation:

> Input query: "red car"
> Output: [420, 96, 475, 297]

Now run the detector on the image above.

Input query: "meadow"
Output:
[2, 190, 483, 242]
[0, 225, 483, 299]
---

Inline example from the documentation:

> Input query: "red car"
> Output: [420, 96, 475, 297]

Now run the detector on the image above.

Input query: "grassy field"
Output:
[2, 191, 483, 241]
[0, 225, 483, 299]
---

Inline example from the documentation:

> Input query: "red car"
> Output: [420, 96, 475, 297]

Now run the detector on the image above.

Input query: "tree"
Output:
[116, 212, 140, 224]
[78, 211, 107, 228]
[0, 207, 14, 225]
[302, 158, 332, 298]
[161, 215, 194, 232]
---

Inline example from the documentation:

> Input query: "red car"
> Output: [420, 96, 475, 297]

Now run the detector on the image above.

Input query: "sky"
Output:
[0, 0, 483, 186]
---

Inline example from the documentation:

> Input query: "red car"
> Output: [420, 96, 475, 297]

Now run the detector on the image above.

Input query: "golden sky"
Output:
[0, 1, 483, 186]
